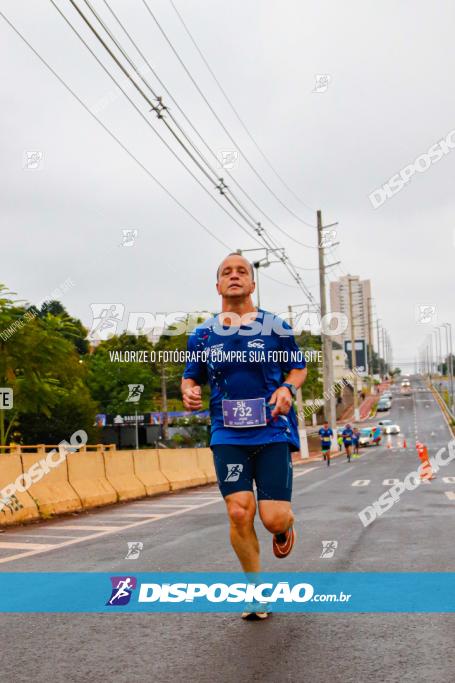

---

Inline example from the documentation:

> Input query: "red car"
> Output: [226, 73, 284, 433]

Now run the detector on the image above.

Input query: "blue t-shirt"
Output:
[183, 310, 306, 451]
[342, 427, 353, 444]
[318, 427, 333, 444]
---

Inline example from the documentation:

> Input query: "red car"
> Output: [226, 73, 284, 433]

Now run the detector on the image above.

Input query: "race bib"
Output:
[222, 398, 267, 428]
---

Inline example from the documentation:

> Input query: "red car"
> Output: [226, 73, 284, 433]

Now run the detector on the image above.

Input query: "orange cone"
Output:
[417, 444, 435, 480]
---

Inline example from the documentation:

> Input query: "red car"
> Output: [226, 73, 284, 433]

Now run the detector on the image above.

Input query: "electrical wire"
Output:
[96, 0, 318, 250]
[61, 0, 318, 306]
[54, 0, 264, 247]
[169, 0, 316, 214]
[141, 0, 317, 230]
[0, 8, 231, 251]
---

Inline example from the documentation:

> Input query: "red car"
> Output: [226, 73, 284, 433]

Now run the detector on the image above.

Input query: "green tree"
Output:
[86, 334, 157, 414]
[30, 300, 89, 355]
[0, 285, 96, 445]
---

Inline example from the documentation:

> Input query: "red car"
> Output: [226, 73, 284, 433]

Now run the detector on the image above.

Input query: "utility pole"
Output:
[348, 275, 360, 421]
[442, 323, 454, 410]
[382, 327, 387, 375]
[161, 363, 169, 441]
[317, 210, 338, 446]
[367, 297, 373, 377]
[288, 305, 309, 457]
[376, 318, 382, 376]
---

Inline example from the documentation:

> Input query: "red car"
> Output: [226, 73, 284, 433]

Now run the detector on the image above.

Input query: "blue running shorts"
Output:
[211, 442, 293, 501]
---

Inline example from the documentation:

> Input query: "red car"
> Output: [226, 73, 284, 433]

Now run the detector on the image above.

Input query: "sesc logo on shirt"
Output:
[247, 339, 265, 349]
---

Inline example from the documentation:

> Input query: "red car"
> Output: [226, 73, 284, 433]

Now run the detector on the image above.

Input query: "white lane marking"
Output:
[126, 503, 193, 509]
[105, 513, 163, 519]
[445, 492, 455, 500]
[294, 467, 317, 478]
[0, 541, 57, 550]
[0, 534, 82, 540]
[42, 525, 124, 531]
[162, 496, 219, 501]
[352, 480, 370, 487]
[0, 498, 223, 565]
[383, 479, 400, 485]
[443, 477, 455, 484]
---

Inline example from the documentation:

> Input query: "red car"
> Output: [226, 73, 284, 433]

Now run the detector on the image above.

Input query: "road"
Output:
[1, 376, 454, 683]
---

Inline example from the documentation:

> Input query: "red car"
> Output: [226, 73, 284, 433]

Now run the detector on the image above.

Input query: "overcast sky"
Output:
[2, 0, 454, 368]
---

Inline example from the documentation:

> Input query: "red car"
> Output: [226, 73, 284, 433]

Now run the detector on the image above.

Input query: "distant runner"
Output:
[182, 253, 307, 621]
[318, 420, 333, 466]
[371, 426, 382, 446]
[352, 427, 360, 456]
[342, 424, 354, 462]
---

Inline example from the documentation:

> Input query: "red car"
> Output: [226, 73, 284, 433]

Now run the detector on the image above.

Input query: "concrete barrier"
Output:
[158, 448, 207, 490]
[21, 450, 82, 516]
[104, 451, 146, 501]
[0, 454, 40, 526]
[196, 448, 217, 484]
[133, 449, 170, 496]
[67, 451, 117, 509]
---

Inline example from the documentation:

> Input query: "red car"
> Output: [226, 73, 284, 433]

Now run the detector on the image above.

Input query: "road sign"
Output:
[0, 388, 13, 409]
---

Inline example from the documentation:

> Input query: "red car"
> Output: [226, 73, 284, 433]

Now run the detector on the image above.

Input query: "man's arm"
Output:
[270, 367, 307, 418]
[181, 378, 203, 411]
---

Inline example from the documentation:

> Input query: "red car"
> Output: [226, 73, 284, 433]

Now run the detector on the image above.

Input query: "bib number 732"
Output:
[232, 401, 252, 417]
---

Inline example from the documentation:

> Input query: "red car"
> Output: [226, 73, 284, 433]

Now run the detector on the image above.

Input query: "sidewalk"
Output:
[339, 381, 390, 424]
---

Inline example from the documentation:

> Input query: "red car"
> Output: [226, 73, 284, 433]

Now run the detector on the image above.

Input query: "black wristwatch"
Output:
[281, 382, 297, 398]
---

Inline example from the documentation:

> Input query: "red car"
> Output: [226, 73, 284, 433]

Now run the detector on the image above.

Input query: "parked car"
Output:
[383, 423, 400, 435]
[378, 419, 393, 427]
[359, 428, 374, 446]
[382, 392, 393, 401]
[377, 399, 391, 411]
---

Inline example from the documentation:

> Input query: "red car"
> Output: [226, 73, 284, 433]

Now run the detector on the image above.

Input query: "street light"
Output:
[237, 247, 285, 308]
[252, 257, 271, 308]
[442, 323, 454, 410]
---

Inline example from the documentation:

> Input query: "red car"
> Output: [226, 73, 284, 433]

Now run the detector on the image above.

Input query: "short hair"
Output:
[216, 253, 254, 281]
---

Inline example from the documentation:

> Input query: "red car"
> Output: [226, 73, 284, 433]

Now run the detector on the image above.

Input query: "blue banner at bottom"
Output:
[0, 572, 454, 613]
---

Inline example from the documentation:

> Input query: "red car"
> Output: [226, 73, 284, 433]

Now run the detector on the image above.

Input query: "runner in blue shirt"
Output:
[342, 424, 354, 462]
[181, 253, 307, 620]
[318, 421, 333, 466]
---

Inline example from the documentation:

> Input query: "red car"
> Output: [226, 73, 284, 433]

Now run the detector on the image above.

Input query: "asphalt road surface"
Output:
[1, 376, 454, 683]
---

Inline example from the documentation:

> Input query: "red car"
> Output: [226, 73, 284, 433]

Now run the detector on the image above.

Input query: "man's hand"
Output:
[269, 386, 293, 419]
[182, 384, 203, 411]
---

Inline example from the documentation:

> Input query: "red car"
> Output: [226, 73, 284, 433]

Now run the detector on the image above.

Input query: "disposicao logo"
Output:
[106, 576, 137, 606]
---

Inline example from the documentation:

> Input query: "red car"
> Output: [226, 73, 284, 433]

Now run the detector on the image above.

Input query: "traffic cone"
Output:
[403, 438, 407, 449]
[417, 444, 435, 480]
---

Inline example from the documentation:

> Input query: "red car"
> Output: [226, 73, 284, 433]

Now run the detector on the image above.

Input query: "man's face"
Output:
[216, 255, 255, 300]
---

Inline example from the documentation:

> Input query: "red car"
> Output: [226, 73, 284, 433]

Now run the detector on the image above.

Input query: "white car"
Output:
[383, 424, 401, 435]
[378, 419, 393, 427]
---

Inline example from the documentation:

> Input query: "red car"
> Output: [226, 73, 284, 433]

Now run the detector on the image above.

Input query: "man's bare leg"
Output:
[258, 500, 294, 536]
[225, 491, 260, 573]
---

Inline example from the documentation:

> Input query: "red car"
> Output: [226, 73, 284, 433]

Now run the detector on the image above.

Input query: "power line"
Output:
[61, 0, 317, 306]
[0, 8, 231, 251]
[54, 0, 264, 247]
[141, 0, 317, 230]
[169, 0, 316, 214]
[95, 0, 317, 250]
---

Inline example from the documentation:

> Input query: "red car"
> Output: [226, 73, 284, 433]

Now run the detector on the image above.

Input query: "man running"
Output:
[352, 427, 360, 456]
[342, 423, 354, 462]
[181, 253, 307, 620]
[318, 420, 333, 466]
